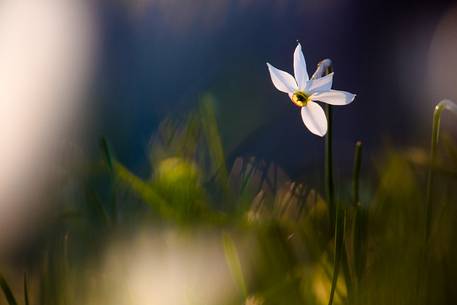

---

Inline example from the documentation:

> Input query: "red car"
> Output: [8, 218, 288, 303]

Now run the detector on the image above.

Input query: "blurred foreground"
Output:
[0, 98, 456, 305]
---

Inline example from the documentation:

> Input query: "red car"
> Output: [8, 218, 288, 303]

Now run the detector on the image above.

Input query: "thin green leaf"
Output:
[23, 273, 29, 305]
[99, 137, 113, 172]
[0, 275, 18, 305]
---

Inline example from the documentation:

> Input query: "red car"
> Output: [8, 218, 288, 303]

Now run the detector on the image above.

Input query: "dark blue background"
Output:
[92, 0, 455, 179]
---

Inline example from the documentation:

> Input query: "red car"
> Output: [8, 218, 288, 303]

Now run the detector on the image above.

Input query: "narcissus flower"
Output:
[267, 43, 356, 136]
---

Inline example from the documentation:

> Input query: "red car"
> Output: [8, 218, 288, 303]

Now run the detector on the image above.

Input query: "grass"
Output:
[1, 97, 457, 305]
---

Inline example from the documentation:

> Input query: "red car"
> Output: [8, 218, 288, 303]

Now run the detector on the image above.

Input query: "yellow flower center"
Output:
[291, 91, 310, 107]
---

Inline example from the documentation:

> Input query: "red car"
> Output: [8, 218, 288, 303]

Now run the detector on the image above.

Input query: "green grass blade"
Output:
[352, 141, 363, 206]
[23, 273, 29, 305]
[0, 275, 18, 305]
[100, 137, 114, 172]
[99, 137, 119, 222]
[351, 141, 364, 289]
[222, 233, 247, 298]
[426, 99, 457, 239]
[113, 161, 175, 219]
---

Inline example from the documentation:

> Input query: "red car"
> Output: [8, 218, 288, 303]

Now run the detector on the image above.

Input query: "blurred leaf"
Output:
[0, 275, 18, 305]
[200, 95, 229, 190]
[99, 137, 113, 172]
[113, 161, 176, 220]
[223, 233, 248, 298]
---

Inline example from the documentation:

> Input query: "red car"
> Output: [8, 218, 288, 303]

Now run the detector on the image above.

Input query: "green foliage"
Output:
[1, 99, 457, 305]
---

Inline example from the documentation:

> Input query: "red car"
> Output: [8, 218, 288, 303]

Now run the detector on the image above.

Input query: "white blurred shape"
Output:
[428, 5, 457, 104]
[0, 0, 96, 250]
[98, 231, 241, 305]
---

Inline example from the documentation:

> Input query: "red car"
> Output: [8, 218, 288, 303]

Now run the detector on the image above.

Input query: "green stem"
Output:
[425, 99, 457, 239]
[325, 103, 335, 234]
[313, 60, 335, 234]
[313, 60, 344, 305]
[314, 60, 353, 305]
[328, 207, 345, 305]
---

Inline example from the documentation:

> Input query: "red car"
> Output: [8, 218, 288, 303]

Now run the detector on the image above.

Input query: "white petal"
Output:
[267, 63, 297, 94]
[293, 43, 309, 90]
[310, 89, 356, 105]
[304, 73, 334, 94]
[310, 59, 332, 80]
[300, 102, 327, 137]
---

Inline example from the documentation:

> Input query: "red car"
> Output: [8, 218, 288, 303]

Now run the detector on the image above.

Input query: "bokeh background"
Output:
[93, 0, 457, 178]
[2, 0, 456, 250]
[0, 1, 457, 304]
[0, 0, 457, 245]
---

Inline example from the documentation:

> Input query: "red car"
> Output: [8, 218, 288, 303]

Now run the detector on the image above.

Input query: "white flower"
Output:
[267, 43, 356, 137]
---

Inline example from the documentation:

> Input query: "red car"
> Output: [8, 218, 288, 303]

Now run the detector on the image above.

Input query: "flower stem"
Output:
[312, 59, 335, 233]
[315, 60, 344, 305]
[314, 60, 350, 305]
[325, 103, 335, 234]
[323, 63, 335, 235]
[328, 207, 345, 305]
[425, 99, 457, 239]
[313, 59, 335, 234]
